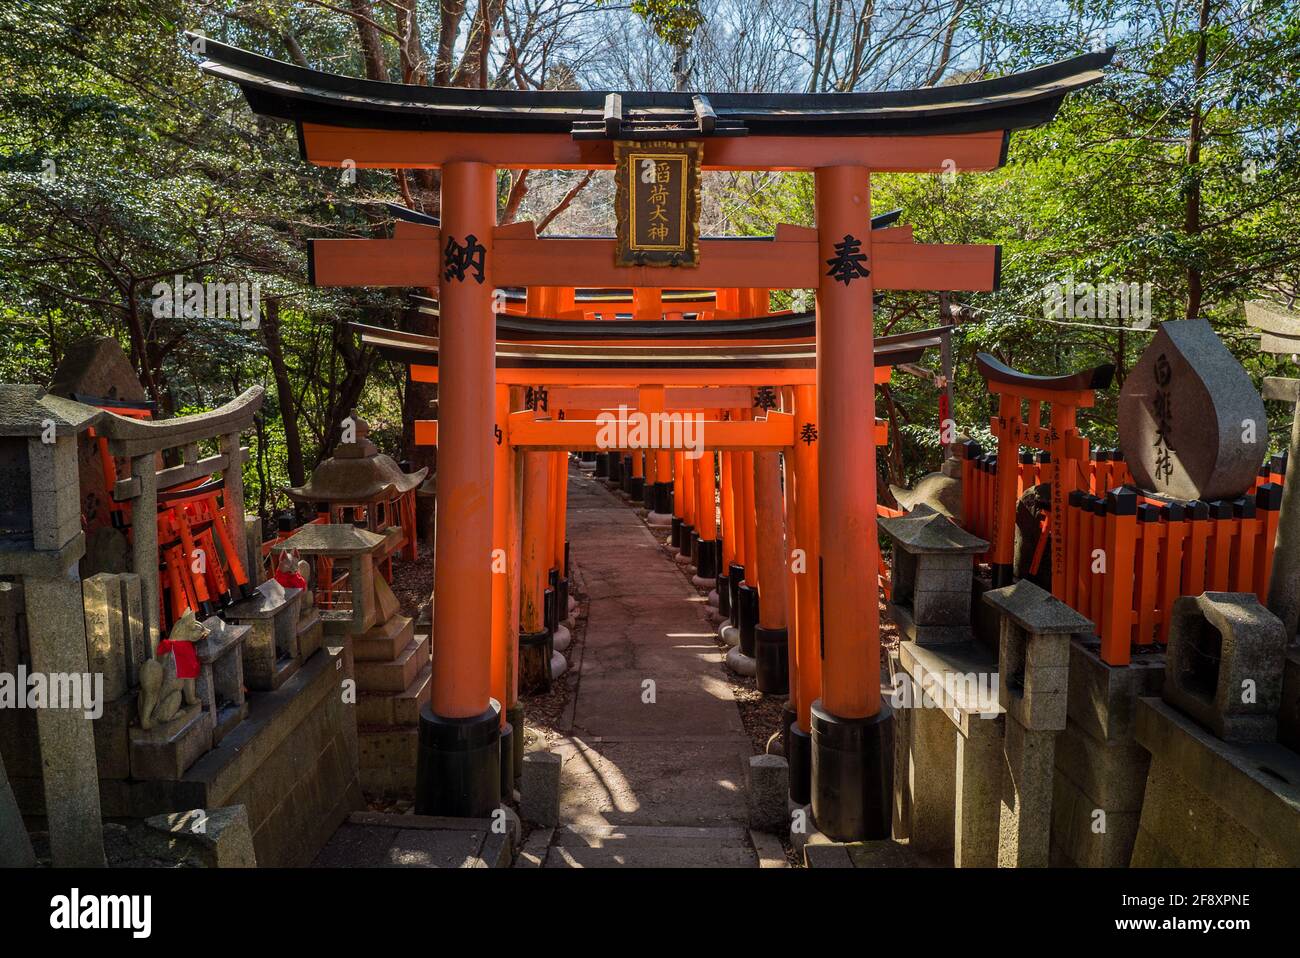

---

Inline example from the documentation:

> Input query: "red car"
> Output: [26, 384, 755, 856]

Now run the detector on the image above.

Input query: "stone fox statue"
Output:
[139, 609, 208, 730]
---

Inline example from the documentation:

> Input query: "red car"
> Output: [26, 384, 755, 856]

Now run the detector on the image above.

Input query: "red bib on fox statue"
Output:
[155, 636, 200, 679]
[274, 547, 308, 592]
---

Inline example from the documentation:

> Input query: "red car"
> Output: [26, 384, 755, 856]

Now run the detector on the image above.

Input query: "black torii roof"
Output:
[191, 35, 1113, 140]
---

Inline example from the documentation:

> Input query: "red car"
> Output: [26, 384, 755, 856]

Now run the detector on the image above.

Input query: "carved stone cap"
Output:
[983, 579, 1094, 636]
[877, 503, 988, 555]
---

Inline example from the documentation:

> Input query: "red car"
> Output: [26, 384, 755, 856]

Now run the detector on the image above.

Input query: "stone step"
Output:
[355, 634, 428, 694]
[354, 615, 414, 662]
[543, 843, 758, 868]
[393, 660, 433, 726]
[553, 824, 750, 848]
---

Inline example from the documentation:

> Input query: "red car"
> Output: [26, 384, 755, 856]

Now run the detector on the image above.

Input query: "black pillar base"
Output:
[519, 629, 553, 693]
[788, 723, 812, 806]
[642, 479, 655, 510]
[620, 456, 633, 493]
[415, 699, 502, 818]
[754, 626, 789, 694]
[654, 481, 673, 515]
[595, 453, 609, 478]
[557, 577, 569, 623]
[629, 476, 645, 500]
[505, 701, 525, 780]
[810, 699, 894, 842]
[781, 700, 796, 757]
[716, 573, 731, 616]
[736, 583, 759, 656]
[697, 540, 720, 581]
[670, 516, 682, 548]
[728, 564, 745, 626]
[499, 721, 515, 799]
[543, 584, 557, 634]
[608, 454, 623, 485]
[678, 524, 694, 559]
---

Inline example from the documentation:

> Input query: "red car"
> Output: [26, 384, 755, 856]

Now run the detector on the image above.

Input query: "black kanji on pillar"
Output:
[443, 234, 486, 284]
[825, 234, 870, 285]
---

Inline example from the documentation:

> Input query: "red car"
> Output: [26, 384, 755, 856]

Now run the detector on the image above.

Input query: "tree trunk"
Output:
[261, 298, 306, 488]
[348, 0, 388, 81]
[1184, 0, 1213, 319]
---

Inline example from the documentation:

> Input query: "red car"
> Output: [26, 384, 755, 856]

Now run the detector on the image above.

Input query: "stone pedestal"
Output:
[894, 640, 1003, 867]
[195, 616, 250, 744]
[353, 576, 431, 798]
[984, 580, 1091, 868]
[223, 579, 303, 691]
[1051, 639, 1164, 867]
[128, 703, 214, 781]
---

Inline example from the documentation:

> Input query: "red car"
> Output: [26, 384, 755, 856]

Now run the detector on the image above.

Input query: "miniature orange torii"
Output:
[196, 34, 1110, 837]
[975, 354, 1115, 591]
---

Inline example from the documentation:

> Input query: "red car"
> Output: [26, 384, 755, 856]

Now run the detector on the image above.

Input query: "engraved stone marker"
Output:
[1118, 318, 1266, 501]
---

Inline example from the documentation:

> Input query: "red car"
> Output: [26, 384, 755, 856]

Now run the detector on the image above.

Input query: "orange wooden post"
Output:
[1182, 500, 1211, 597]
[1158, 502, 1188, 645]
[694, 448, 720, 587]
[552, 451, 567, 574]
[1089, 497, 1107, 628]
[787, 383, 821, 804]
[1232, 497, 1258, 593]
[988, 392, 1021, 586]
[519, 451, 551, 694]
[737, 448, 760, 656]
[491, 385, 512, 737]
[418, 160, 499, 815]
[1135, 504, 1161, 647]
[718, 448, 736, 615]
[1254, 484, 1282, 602]
[753, 448, 789, 693]
[1064, 492, 1082, 608]
[1099, 488, 1138, 665]
[1207, 500, 1234, 590]
[654, 449, 673, 518]
[811, 165, 890, 840]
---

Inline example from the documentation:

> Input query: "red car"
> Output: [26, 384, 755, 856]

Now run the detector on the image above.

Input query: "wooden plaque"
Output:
[613, 140, 702, 268]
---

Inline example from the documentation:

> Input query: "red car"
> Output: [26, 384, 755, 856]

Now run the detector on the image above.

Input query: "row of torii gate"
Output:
[197, 36, 1110, 841]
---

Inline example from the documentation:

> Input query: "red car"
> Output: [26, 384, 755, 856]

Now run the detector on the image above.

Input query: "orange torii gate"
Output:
[196, 36, 1110, 839]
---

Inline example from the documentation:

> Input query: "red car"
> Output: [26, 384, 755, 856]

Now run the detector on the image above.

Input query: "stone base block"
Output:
[1130, 696, 1300, 867]
[521, 750, 562, 827]
[129, 704, 213, 781]
[359, 724, 420, 799]
[297, 608, 323, 662]
[355, 634, 428, 694]
[353, 614, 413, 662]
[748, 754, 789, 831]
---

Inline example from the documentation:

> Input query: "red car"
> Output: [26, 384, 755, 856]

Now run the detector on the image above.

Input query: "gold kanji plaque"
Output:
[613, 140, 702, 267]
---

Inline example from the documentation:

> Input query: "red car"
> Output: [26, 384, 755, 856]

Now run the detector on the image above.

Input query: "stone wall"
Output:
[4, 630, 363, 867]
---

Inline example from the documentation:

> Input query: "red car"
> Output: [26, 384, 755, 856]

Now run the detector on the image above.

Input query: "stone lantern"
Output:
[0, 386, 105, 866]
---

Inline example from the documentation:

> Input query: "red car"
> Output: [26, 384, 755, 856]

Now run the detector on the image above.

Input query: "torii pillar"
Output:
[812, 166, 893, 840]
[415, 161, 501, 816]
